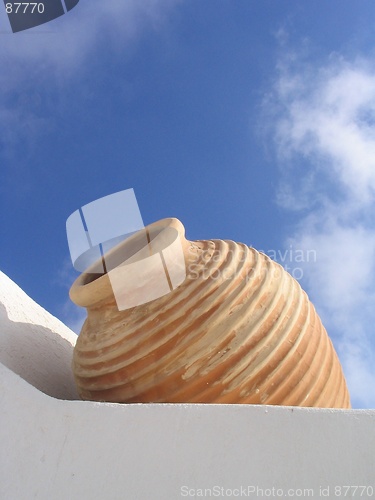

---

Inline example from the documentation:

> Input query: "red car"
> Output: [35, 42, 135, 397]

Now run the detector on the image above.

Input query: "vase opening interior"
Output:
[81, 220, 176, 285]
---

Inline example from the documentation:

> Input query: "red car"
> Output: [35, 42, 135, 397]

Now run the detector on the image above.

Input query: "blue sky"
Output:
[1, 0, 375, 408]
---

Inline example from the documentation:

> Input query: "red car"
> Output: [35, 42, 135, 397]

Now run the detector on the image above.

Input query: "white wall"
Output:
[0, 271, 78, 400]
[1, 271, 375, 500]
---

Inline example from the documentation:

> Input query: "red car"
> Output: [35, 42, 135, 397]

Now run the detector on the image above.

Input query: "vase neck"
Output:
[70, 218, 194, 309]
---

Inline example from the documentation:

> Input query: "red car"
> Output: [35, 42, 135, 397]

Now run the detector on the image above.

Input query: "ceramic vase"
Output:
[70, 217, 351, 408]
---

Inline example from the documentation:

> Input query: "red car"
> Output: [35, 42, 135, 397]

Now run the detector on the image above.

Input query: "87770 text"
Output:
[5, 3, 45, 14]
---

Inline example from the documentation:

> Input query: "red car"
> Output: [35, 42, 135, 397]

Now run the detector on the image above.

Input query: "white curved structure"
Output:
[0, 271, 374, 500]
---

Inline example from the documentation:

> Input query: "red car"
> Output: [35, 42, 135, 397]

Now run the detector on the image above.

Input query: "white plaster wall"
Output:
[2, 365, 375, 500]
[1, 271, 375, 500]
[0, 271, 78, 400]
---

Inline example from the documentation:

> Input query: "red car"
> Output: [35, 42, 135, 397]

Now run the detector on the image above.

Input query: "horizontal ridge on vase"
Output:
[70, 217, 351, 408]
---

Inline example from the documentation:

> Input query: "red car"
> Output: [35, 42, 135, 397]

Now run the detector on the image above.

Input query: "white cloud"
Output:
[53, 257, 86, 335]
[0, 1, 181, 327]
[0, 0, 180, 153]
[275, 59, 375, 205]
[0, 0, 179, 71]
[267, 50, 375, 408]
[60, 301, 86, 335]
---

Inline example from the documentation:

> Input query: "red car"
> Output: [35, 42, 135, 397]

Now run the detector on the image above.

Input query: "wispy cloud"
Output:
[265, 45, 375, 408]
[0, 0, 180, 154]
[0, 0, 180, 329]
[60, 300, 86, 335]
[0, 0, 179, 69]
[53, 257, 86, 334]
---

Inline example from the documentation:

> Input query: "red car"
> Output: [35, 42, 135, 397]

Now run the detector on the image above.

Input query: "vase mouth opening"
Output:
[79, 272, 105, 286]
[69, 217, 186, 308]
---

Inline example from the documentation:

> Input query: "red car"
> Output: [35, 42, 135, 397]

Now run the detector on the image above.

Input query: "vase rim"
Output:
[69, 217, 186, 308]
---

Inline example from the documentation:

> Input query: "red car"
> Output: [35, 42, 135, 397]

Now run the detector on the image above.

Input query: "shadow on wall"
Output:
[0, 303, 79, 400]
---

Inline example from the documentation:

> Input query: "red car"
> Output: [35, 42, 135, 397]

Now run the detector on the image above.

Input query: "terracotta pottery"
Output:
[70, 217, 351, 408]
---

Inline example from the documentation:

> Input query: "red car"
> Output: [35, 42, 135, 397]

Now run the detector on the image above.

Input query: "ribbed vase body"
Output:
[71, 219, 350, 408]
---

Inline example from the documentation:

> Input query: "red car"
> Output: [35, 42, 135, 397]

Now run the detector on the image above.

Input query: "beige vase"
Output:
[70, 217, 351, 408]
